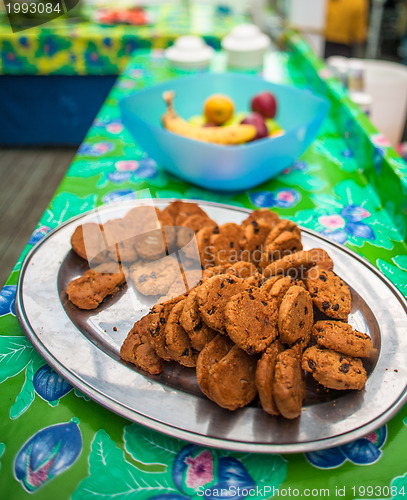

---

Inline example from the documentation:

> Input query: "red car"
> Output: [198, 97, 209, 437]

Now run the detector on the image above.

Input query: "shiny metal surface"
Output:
[16, 200, 407, 453]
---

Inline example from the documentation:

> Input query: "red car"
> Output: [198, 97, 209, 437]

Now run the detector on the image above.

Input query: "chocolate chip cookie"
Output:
[302, 345, 367, 390]
[71, 222, 106, 264]
[312, 320, 373, 358]
[255, 341, 285, 416]
[180, 288, 217, 351]
[165, 299, 199, 367]
[240, 219, 272, 264]
[273, 344, 306, 419]
[197, 335, 257, 411]
[162, 200, 207, 225]
[130, 256, 181, 296]
[259, 231, 303, 270]
[278, 285, 313, 345]
[196, 274, 247, 333]
[210, 223, 243, 266]
[226, 261, 258, 279]
[147, 296, 185, 361]
[241, 208, 280, 229]
[305, 266, 351, 319]
[66, 266, 125, 310]
[225, 289, 278, 354]
[120, 315, 165, 375]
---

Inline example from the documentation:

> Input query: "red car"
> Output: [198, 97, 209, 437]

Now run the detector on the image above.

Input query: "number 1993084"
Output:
[5, 2, 62, 14]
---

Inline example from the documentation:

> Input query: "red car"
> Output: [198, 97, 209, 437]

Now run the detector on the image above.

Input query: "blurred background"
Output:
[0, 0, 407, 286]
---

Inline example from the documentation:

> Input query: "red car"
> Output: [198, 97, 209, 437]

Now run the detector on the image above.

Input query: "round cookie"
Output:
[201, 264, 229, 280]
[278, 285, 313, 345]
[177, 214, 217, 249]
[255, 341, 285, 416]
[180, 288, 217, 351]
[308, 248, 334, 271]
[196, 225, 217, 269]
[240, 219, 272, 264]
[165, 300, 199, 367]
[147, 296, 185, 361]
[305, 266, 351, 320]
[210, 223, 243, 266]
[134, 228, 167, 262]
[197, 336, 257, 411]
[196, 274, 247, 333]
[259, 231, 303, 270]
[244, 272, 265, 288]
[196, 334, 234, 396]
[259, 275, 284, 296]
[120, 315, 165, 375]
[227, 261, 258, 279]
[157, 210, 176, 251]
[302, 345, 367, 390]
[130, 256, 180, 296]
[162, 200, 208, 225]
[66, 267, 126, 310]
[263, 250, 318, 279]
[312, 320, 373, 358]
[241, 208, 280, 229]
[225, 289, 278, 354]
[71, 222, 106, 264]
[273, 344, 306, 419]
[264, 219, 301, 246]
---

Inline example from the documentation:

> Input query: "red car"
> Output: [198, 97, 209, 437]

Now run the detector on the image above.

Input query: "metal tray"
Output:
[15, 199, 407, 453]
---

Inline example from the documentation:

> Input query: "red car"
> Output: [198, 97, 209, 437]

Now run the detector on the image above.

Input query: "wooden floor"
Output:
[0, 147, 77, 288]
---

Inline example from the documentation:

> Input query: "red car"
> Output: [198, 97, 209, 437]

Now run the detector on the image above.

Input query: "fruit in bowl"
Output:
[204, 94, 234, 125]
[162, 91, 285, 146]
[251, 91, 278, 119]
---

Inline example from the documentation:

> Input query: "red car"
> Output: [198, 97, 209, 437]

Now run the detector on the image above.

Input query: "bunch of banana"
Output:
[161, 91, 256, 145]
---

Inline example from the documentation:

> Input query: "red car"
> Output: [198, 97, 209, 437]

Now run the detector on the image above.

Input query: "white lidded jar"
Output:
[164, 35, 214, 70]
[221, 24, 271, 69]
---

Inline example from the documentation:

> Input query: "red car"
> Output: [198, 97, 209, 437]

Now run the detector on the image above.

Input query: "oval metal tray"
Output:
[16, 199, 407, 453]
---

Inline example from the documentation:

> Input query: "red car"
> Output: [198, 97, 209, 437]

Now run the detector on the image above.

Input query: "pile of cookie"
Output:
[66, 201, 373, 419]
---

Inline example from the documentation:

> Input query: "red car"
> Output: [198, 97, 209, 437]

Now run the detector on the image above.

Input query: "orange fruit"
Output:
[203, 94, 234, 125]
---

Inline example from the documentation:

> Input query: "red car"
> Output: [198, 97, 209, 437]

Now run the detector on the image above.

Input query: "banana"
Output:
[161, 91, 257, 145]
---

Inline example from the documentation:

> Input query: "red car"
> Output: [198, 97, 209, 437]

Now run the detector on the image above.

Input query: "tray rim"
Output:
[15, 198, 407, 454]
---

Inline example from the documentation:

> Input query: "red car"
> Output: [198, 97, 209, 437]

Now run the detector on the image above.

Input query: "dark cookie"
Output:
[226, 261, 258, 279]
[162, 200, 207, 225]
[210, 223, 243, 266]
[240, 219, 272, 264]
[162, 269, 202, 301]
[264, 219, 301, 246]
[241, 208, 280, 229]
[201, 264, 229, 280]
[259, 231, 303, 270]
[273, 344, 306, 419]
[262, 248, 329, 279]
[278, 285, 313, 345]
[130, 256, 180, 296]
[165, 300, 199, 367]
[66, 266, 125, 310]
[196, 225, 218, 269]
[255, 341, 285, 416]
[120, 315, 165, 375]
[312, 320, 373, 358]
[177, 214, 217, 250]
[147, 296, 185, 361]
[197, 335, 257, 411]
[180, 288, 217, 351]
[305, 267, 351, 319]
[259, 275, 284, 296]
[196, 274, 247, 333]
[225, 289, 278, 354]
[302, 345, 367, 390]
[244, 272, 265, 288]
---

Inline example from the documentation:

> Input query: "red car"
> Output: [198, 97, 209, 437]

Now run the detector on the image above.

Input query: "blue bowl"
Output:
[120, 73, 329, 191]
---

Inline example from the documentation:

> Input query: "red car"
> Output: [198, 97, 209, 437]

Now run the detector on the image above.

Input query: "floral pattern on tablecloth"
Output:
[1, 34, 407, 500]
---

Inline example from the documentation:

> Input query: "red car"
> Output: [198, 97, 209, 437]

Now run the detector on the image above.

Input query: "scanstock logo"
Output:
[4, 0, 80, 32]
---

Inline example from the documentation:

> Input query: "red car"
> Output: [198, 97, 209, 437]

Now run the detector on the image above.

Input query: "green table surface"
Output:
[0, 2, 248, 75]
[1, 34, 407, 499]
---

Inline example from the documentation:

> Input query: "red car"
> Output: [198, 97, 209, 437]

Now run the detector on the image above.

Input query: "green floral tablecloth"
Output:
[0, 3, 248, 75]
[1, 35, 407, 499]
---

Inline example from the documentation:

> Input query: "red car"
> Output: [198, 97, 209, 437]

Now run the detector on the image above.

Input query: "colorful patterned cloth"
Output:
[0, 3, 248, 75]
[1, 34, 407, 499]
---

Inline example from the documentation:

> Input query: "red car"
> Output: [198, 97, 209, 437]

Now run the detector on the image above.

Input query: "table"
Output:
[0, 2, 248, 145]
[1, 33, 407, 499]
